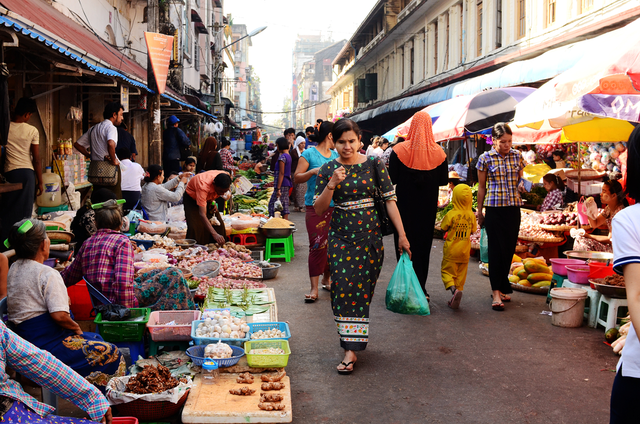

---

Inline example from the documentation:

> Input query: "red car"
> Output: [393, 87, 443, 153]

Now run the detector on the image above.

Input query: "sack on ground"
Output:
[385, 252, 430, 316]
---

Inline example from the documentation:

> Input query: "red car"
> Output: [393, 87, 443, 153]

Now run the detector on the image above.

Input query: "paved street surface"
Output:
[52, 210, 616, 423]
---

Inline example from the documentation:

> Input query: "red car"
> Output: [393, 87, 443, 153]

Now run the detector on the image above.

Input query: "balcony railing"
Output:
[397, 0, 425, 21]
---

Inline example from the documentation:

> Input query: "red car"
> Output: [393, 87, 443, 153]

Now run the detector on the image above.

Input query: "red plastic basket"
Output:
[589, 262, 615, 279]
[112, 391, 189, 421]
[112, 418, 139, 424]
[67, 281, 93, 321]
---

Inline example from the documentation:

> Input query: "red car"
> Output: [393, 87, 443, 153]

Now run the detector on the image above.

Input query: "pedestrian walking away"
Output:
[388, 110, 448, 301]
[476, 123, 526, 311]
[314, 118, 410, 375]
[294, 121, 338, 302]
[268, 137, 293, 219]
[440, 184, 477, 309]
[163, 115, 190, 177]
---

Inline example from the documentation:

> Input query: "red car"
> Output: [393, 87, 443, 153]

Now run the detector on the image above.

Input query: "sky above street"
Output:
[224, 0, 378, 127]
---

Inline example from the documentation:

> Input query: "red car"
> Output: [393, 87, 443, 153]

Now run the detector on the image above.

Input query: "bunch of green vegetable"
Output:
[205, 287, 273, 315]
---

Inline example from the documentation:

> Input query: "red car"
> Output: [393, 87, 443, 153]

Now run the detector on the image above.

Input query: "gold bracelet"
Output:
[326, 184, 336, 191]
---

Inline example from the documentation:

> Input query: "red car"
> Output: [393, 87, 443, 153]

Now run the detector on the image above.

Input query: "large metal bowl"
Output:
[564, 250, 614, 264]
[590, 279, 626, 298]
[191, 260, 220, 278]
[259, 226, 296, 238]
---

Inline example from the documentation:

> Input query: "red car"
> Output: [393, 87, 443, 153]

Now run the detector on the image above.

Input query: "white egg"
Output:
[221, 332, 230, 338]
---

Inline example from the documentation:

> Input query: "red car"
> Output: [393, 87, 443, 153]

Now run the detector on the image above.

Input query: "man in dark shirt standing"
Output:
[163, 115, 190, 177]
[116, 122, 138, 161]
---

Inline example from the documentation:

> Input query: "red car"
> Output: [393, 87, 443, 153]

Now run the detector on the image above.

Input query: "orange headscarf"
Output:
[393, 111, 447, 171]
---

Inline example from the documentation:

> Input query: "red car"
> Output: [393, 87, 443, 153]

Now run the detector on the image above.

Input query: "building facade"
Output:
[328, 0, 640, 137]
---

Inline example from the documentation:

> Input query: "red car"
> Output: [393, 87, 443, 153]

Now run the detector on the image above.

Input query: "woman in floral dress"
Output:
[314, 119, 411, 375]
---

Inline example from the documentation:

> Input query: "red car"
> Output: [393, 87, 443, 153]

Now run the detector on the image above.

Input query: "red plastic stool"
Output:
[231, 233, 258, 246]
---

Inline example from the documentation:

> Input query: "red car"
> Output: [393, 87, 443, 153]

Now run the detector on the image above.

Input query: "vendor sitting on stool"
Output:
[184, 171, 231, 245]
[6, 218, 126, 393]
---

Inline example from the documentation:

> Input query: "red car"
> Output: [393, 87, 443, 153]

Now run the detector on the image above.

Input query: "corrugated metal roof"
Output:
[0, 2, 216, 119]
[1, 0, 147, 81]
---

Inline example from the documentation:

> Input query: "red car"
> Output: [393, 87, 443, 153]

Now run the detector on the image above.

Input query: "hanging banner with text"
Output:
[144, 32, 174, 94]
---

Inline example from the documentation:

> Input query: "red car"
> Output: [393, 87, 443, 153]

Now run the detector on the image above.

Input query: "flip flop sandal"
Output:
[321, 285, 331, 292]
[448, 289, 463, 309]
[304, 295, 318, 303]
[492, 301, 505, 311]
[500, 294, 511, 302]
[337, 361, 355, 375]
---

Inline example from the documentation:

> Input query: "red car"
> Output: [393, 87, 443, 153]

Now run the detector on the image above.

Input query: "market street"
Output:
[277, 212, 616, 424]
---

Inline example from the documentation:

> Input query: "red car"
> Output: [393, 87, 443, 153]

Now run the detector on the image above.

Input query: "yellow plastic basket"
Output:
[243, 339, 291, 368]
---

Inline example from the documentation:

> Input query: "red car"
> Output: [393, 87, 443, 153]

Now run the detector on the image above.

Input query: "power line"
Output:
[234, 98, 330, 115]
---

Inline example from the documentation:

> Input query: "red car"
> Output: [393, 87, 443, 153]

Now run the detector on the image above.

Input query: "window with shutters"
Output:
[434, 21, 438, 73]
[444, 13, 449, 70]
[517, 0, 526, 39]
[545, 0, 556, 27]
[410, 47, 414, 85]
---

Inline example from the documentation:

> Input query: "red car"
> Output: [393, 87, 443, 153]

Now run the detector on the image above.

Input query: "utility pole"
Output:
[147, 0, 162, 166]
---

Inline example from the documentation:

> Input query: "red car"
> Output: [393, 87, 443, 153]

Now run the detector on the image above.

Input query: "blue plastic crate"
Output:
[190, 319, 251, 347]
[247, 322, 291, 341]
[185, 344, 244, 367]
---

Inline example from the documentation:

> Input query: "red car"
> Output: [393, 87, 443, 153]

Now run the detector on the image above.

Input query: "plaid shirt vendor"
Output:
[476, 123, 525, 311]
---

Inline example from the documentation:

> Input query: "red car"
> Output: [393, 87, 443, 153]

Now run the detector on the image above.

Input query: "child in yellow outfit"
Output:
[440, 184, 477, 309]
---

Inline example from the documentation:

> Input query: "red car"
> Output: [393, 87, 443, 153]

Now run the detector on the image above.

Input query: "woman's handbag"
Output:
[371, 159, 395, 236]
[86, 126, 118, 186]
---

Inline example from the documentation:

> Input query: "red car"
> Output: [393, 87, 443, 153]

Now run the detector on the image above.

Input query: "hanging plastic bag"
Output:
[385, 252, 430, 316]
[479, 227, 489, 264]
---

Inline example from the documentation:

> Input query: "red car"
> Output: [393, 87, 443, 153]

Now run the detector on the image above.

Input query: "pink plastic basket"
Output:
[146, 310, 201, 342]
[566, 265, 591, 284]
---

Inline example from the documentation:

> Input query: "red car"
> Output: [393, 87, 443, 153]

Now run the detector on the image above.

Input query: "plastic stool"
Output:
[231, 233, 258, 246]
[114, 341, 145, 366]
[596, 296, 629, 330]
[583, 286, 602, 328]
[265, 236, 294, 262]
[561, 280, 589, 290]
[149, 339, 191, 356]
[546, 274, 565, 304]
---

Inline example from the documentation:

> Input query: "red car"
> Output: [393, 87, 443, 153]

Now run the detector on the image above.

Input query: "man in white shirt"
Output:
[1, 97, 41, 241]
[117, 147, 145, 211]
[74, 102, 124, 197]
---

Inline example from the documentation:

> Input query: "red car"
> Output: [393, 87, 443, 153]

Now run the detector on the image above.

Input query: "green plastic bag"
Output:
[480, 227, 489, 264]
[385, 252, 430, 316]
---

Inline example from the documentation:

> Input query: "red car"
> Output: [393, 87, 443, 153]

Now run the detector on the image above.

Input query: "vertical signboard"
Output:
[144, 32, 174, 94]
[120, 85, 129, 112]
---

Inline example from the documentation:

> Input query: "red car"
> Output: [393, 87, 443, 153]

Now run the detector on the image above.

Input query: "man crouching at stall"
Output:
[184, 170, 231, 245]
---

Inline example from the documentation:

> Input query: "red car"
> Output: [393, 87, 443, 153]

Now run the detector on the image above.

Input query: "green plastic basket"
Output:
[95, 308, 150, 342]
[244, 339, 290, 368]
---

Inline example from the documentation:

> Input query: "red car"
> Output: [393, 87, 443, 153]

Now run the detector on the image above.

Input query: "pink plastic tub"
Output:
[549, 258, 586, 277]
[566, 265, 591, 284]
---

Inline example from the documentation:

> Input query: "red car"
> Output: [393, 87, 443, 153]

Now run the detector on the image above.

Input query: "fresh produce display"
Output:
[262, 218, 294, 228]
[204, 340, 235, 358]
[610, 320, 631, 355]
[176, 248, 252, 270]
[218, 257, 262, 279]
[131, 234, 176, 248]
[519, 218, 563, 242]
[261, 382, 286, 391]
[196, 314, 250, 339]
[261, 371, 286, 382]
[230, 387, 255, 396]
[124, 365, 184, 394]
[194, 276, 267, 295]
[258, 402, 286, 411]
[595, 274, 625, 287]
[260, 393, 284, 402]
[206, 242, 252, 255]
[236, 372, 254, 384]
[251, 328, 286, 339]
[539, 211, 580, 227]
[205, 287, 273, 316]
[509, 257, 552, 288]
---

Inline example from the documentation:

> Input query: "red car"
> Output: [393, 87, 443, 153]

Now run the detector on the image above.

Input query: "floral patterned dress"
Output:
[314, 157, 396, 351]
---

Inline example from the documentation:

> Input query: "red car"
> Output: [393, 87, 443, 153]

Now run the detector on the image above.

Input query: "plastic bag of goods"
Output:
[385, 252, 430, 316]
[137, 220, 168, 234]
[229, 213, 260, 230]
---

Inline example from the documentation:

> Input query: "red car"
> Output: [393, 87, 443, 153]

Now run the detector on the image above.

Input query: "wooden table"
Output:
[182, 374, 292, 423]
[0, 182, 22, 194]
